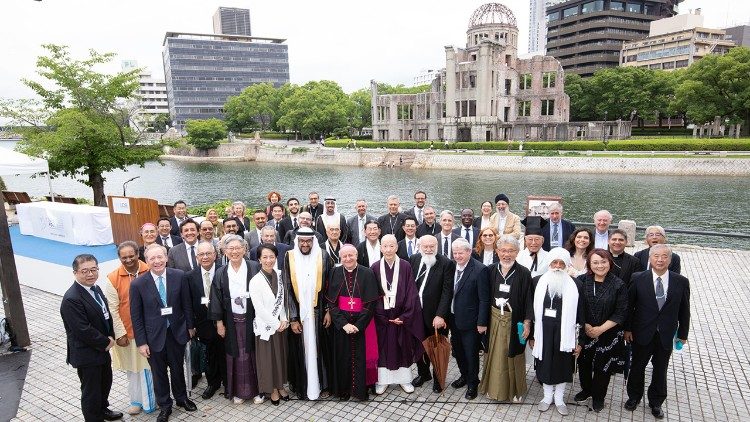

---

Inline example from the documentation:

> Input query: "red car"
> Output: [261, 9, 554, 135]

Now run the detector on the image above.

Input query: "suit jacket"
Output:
[409, 253, 455, 326]
[155, 234, 183, 249]
[436, 232, 460, 260]
[611, 250, 643, 287]
[186, 265, 221, 342]
[60, 282, 115, 368]
[627, 270, 690, 350]
[346, 213, 375, 246]
[130, 268, 194, 353]
[277, 215, 299, 241]
[244, 228, 281, 251]
[416, 221, 440, 238]
[248, 242, 291, 270]
[356, 240, 379, 267]
[489, 211, 522, 239]
[167, 241, 198, 272]
[169, 216, 187, 236]
[542, 218, 576, 251]
[377, 212, 408, 241]
[404, 206, 426, 225]
[397, 237, 420, 260]
[453, 226, 480, 249]
[633, 248, 681, 274]
[305, 203, 325, 228]
[451, 258, 490, 331]
[315, 214, 350, 244]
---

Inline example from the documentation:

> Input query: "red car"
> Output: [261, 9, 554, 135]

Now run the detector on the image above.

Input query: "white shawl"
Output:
[379, 257, 400, 310]
[366, 240, 381, 266]
[249, 269, 285, 341]
[532, 271, 579, 361]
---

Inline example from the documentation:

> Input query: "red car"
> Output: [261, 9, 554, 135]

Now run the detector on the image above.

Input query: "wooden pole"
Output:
[0, 196, 31, 347]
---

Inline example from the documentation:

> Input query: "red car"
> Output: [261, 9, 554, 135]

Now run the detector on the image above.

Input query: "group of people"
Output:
[60, 190, 690, 421]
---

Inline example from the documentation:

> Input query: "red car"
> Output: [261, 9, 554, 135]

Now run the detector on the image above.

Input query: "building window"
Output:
[398, 104, 413, 120]
[547, 12, 559, 22]
[610, 1, 624, 11]
[563, 7, 578, 18]
[581, 1, 604, 14]
[517, 101, 531, 117]
[675, 59, 689, 68]
[542, 72, 556, 88]
[505, 79, 512, 95]
[663, 61, 675, 69]
[469, 74, 476, 88]
[468, 100, 476, 117]
[541, 100, 555, 116]
[644, 4, 654, 15]
[519, 74, 532, 90]
[503, 107, 510, 122]
[626, 3, 642, 13]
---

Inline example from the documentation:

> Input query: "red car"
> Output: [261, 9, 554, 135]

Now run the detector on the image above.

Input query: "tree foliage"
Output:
[0, 44, 163, 206]
[349, 88, 372, 130]
[376, 83, 431, 94]
[276, 80, 354, 138]
[185, 118, 227, 150]
[224, 82, 278, 132]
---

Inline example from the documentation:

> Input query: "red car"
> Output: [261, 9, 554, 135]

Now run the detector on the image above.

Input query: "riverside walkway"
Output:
[7, 243, 750, 421]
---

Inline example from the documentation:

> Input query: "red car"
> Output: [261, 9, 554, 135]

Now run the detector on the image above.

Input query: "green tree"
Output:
[349, 88, 372, 132]
[224, 82, 277, 132]
[0, 45, 163, 206]
[185, 118, 227, 150]
[671, 47, 750, 133]
[377, 83, 431, 94]
[565, 73, 594, 121]
[277, 81, 353, 138]
[151, 113, 171, 132]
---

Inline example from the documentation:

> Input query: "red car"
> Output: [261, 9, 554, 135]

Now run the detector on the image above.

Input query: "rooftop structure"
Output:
[724, 24, 750, 47]
[213, 7, 252, 36]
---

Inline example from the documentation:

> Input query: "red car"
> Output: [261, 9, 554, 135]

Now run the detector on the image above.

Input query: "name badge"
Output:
[498, 284, 510, 293]
[201, 297, 209, 305]
[544, 308, 557, 318]
[161, 307, 173, 316]
[103, 309, 110, 320]
[551, 241, 560, 248]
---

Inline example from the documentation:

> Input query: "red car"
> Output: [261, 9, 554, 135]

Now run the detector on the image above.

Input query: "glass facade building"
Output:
[162, 32, 289, 129]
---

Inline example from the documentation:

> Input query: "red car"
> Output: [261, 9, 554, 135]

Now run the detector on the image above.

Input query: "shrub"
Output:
[189, 200, 234, 219]
[291, 147, 308, 154]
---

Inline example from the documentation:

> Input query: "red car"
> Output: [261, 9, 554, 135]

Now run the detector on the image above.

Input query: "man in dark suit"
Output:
[624, 244, 690, 419]
[315, 197, 350, 243]
[403, 190, 428, 225]
[633, 225, 682, 274]
[453, 209, 480, 249]
[542, 203, 576, 251]
[248, 226, 292, 270]
[356, 219, 382, 267]
[408, 235, 454, 393]
[448, 238, 490, 400]
[346, 199, 375, 246]
[156, 217, 183, 250]
[169, 200, 188, 236]
[397, 216, 420, 260]
[186, 242, 226, 400]
[277, 197, 302, 241]
[377, 195, 408, 241]
[131, 244, 197, 422]
[304, 191, 324, 229]
[167, 219, 200, 272]
[415, 206, 440, 238]
[437, 210, 459, 260]
[60, 254, 123, 421]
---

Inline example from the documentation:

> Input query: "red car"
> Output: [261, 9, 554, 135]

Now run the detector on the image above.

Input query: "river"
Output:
[2, 141, 748, 250]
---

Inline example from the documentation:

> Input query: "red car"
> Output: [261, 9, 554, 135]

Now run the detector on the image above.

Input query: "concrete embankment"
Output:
[162, 143, 750, 176]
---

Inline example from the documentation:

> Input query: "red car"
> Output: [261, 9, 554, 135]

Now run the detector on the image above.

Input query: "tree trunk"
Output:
[89, 172, 106, 207]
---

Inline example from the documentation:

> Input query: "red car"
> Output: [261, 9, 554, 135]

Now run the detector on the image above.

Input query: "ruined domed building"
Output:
[371, 3, 630, 142]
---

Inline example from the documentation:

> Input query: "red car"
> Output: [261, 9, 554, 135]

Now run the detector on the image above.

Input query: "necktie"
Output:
[158, 275, 167, 307]
[203, 271, 211, 298]
[190, 245, 197, 269]
[418, 208, 423, 224]
[455, 270, 463, 286]
[416, 264, 426, 287]
[293, 217, 298, 230]
[162, 236, 170, 247]
[407, 240, 413, 257]
[91, 286, 104, 307]
[443, 236, 449, 256]
[553, 224, 559, 242]
[464, 227, 470, 242]
[655, 277, 666, 310]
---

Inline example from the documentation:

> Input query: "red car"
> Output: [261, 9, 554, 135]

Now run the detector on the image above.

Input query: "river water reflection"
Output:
[3, 147, 748, 250]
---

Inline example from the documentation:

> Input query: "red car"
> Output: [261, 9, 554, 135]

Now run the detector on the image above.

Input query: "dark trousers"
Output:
[148, 327, 188, 409]
[76, 362, 112, 422]
[204, 337, 227, 388]
[449, 318, 480, 389]
[627, 333, 672, 407]
[578, 357, 612, 402]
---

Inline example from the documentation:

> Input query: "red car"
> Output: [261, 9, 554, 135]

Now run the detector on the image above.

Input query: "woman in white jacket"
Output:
[249, 243, 290, 405]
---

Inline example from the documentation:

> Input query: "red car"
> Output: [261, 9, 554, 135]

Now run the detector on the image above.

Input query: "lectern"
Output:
[107, 196, 160, 246]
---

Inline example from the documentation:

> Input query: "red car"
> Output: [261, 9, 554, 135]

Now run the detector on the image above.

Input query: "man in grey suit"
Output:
[437, 210, 459, 260]
[167, 219, 200, 273]
[244, 209, 279, 250]
[346, 199, 374, 246]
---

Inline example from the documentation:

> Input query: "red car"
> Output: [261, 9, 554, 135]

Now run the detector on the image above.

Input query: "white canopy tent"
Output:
[0, 149, 54, 199]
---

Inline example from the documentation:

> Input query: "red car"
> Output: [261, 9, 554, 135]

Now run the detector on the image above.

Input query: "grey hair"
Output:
[451, 238, 472, 252]
[548, 202, 562, 213]
[594, 209, 612, 221]
[387, 195, 400, 203]
[223, 234, 247, 249]
[440, 210, 454, 220]
[645, 225, 667, 239]
[495, 235, 519, 251]
[260, 225, 277, 235]
[232, 201, 246, 210]
[649, 243, 673, 259]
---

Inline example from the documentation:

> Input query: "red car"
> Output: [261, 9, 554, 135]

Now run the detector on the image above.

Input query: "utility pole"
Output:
[0, 196, 30, 347]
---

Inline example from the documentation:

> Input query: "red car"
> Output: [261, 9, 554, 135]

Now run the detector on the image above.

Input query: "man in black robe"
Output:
[415, 206, 439, 238]
[377, 195, 407, 241]
[325, 244, 380, 400]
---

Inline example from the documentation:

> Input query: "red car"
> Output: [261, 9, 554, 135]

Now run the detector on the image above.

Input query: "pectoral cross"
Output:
[348, 297, 355, 310]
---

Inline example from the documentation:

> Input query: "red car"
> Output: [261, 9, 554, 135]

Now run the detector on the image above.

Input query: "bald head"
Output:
[340, 243, 358, 270]
[381, 234, 398, 261]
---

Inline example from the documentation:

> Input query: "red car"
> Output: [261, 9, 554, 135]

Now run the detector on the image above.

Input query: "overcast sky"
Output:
[0, 0, 745, 101]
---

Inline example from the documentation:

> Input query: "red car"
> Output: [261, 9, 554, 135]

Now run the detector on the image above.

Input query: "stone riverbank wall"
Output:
[162, 144, 750, 176]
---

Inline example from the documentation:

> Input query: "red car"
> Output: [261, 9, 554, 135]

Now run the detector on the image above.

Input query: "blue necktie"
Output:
[407, 240, 413, 257]
[158, 276, 167, 307]
[464, 227, 470, 242]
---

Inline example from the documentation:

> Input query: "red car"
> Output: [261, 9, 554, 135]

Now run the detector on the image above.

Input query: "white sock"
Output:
[554, 382, 567, 406]
[542, 384, 554, 404]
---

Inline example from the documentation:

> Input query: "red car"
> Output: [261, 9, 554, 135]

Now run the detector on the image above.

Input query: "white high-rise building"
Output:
[528, 0, 546, 53]
[121, 61, 170, 131]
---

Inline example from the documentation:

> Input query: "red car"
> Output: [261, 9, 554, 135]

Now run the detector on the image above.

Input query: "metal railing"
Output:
[571, 221, 750, 240]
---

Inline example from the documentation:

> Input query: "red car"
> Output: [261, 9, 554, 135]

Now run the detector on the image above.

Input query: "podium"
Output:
[107, 196, 160, 246]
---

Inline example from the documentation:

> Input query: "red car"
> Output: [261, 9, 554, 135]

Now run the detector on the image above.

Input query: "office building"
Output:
[121, 61, 170, 131]
[725, 25, 750, 47]
[213, 7, 252, 36]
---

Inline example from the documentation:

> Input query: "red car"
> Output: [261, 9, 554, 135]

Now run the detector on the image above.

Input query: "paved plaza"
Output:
[5, 243, 750, 421]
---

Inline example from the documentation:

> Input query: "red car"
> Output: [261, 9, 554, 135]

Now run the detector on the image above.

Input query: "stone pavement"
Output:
[6, 244, 750, 421]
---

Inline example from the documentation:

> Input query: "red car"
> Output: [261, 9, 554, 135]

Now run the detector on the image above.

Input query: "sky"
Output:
[0, 0, 746, 102]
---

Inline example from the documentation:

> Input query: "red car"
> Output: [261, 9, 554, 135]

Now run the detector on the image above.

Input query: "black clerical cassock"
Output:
[325, 264, 380, 400]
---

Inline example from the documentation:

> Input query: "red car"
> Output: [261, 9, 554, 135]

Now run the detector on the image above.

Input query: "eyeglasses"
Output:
[646, 233, 664, 238]
[226, 246, 244, 251]
[197, 252, 215, 257]
[481, 233, 495, 237]
[77, 268, 99, 275]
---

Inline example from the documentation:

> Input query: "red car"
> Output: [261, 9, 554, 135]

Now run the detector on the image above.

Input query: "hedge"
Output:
[324, 138, 750, 152]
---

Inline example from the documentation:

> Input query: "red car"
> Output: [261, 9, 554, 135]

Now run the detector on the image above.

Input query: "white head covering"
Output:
[545, 247, 571, 268]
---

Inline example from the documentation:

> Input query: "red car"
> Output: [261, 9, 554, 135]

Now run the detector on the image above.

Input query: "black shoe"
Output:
[280, 393, 290, 401]
[156, 408, 171, 422]
[592, 399, 605, 412]
[191, 373, 202, 388]
[651, 405, 664, 419]
[271, 398, 280, 406]
[201, 384, 220, 400]
[451, 376, 466, 389]
[338, 394, 350, 401]
[412, 374, 432, 387]
[624, 398, 640, 411]
[102, 408, 123, 421]
[176, 398, 197, 412]
[574, 390, 590, 402]
[432, 380, 443, 394]
[464, 387, 477, 400]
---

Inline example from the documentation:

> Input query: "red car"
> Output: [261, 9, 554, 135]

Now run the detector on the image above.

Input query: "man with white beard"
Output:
[489, 194, 522, 239]
[408, 235, 455, 393]
[529, 247, 584, 416]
